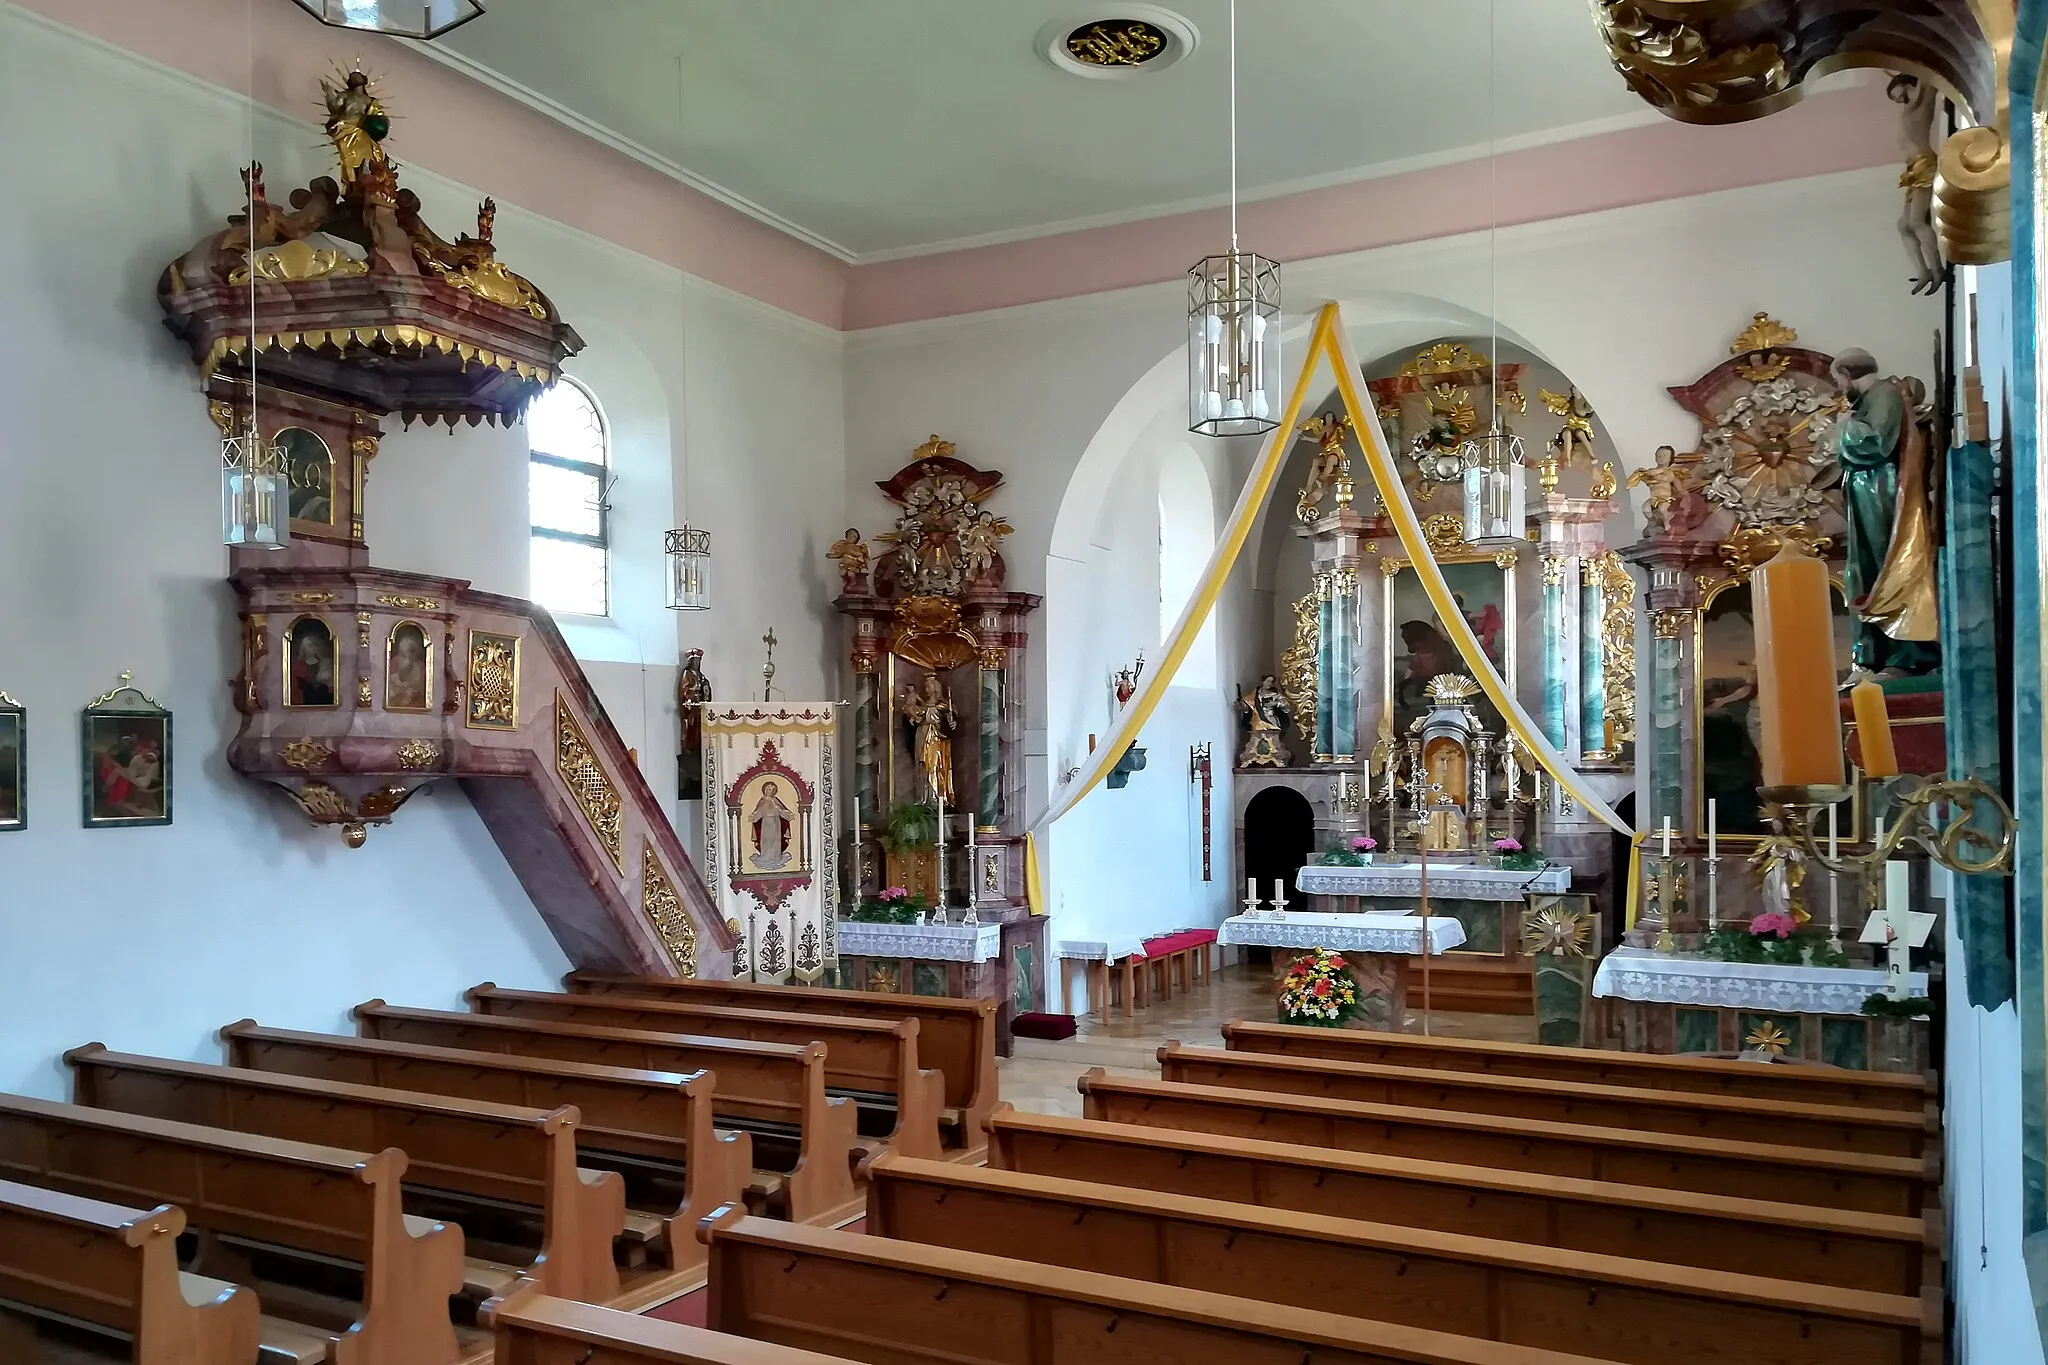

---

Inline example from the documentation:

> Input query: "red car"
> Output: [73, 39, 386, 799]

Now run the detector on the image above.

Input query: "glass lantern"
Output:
[1187, 251, 1281, 438]
[1458, 424, 1527, 549]
[223, 420, 289, 550]
[289, 0, 484, 40]
[664, 527, 711, 611]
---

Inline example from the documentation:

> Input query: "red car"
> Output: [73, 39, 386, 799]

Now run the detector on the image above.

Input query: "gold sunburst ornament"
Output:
[1521, 903, 1592, 958]
[1744, 1021, 1792, 1056]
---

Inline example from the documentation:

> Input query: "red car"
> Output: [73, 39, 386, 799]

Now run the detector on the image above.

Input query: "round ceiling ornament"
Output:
[1038, 7, 1199, 79]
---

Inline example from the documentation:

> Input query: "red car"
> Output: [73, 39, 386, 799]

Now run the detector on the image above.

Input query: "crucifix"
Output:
[1857, 863, 1936, 999]
[760, 628, 777, 702]
[1190, 743, 1213, 881]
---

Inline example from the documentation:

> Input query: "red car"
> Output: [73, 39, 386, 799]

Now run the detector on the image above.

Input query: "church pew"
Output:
[1221, 1018, 1936, 1112]
[564, 972, 997, 1159]
[1078, 1068, 1933, 1216]
[1158, 1041, 1932, 1158]
[985, 1106, 1935, 1295]
[0, 1179, 262, 1365]
[219, 1022, 752, 1284]
[696, 1207, 1619, 1365]
[482, 1292, 865, 1365]
[66, 1045, 624, 1306]
[862, 1154, 1940, 1365]
[0, 1093, 466, 1365]
[350, 1004, 861, 1225]
[465, 984, 946, 1162]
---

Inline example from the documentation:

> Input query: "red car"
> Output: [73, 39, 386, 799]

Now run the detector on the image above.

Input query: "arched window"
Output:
[1157, 444, 1217, 686]
[528, 378, 610, 618]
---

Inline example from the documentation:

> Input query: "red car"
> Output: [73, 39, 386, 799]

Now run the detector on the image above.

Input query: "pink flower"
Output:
[1493, 838, 1522, 853]
[1749, 911, 1797, 940]
[1350, 836, 1377, 852]
[880, 886, 908, 902]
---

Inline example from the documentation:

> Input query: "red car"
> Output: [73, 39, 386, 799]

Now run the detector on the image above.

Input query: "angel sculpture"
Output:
[1295, 413, 1353, 523]
[1627, 446, 1708, 535]
[826, 528, 872, 591]
[957, 509, 1013, 584]
[1541, 388, 1598, 475]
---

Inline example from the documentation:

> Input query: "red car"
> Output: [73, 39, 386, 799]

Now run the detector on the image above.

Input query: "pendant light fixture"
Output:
[663, 55, 711, 612]
[288, 0, 484, 41]
[1187, 0, 1279, 438]
[1458, 0, 1526, 550]
[225, 0, 288, 551]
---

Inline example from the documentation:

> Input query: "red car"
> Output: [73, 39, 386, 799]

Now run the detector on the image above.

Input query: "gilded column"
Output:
[1579, 566, 1607, 760]
[1540, 554, 1569, 750]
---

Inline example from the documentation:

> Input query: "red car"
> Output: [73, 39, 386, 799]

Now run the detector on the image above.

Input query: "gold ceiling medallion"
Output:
[1066, 19, 1169, 66]
[555, 693, 624, 874]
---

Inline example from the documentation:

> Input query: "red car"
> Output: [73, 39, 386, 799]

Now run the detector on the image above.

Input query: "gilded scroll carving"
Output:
[556, 694, 623, 874]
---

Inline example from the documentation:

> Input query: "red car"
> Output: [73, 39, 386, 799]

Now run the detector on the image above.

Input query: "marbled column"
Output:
[1540, 555, 1569, 750]
[1330, 570, 1358, 761]
[1315, 574, 1336, 760]
[977, 662, 1001, 827]
[851, 671, 877, 817]
[1579, 570, 1607, 760]
[1651, 630, 1684, 826]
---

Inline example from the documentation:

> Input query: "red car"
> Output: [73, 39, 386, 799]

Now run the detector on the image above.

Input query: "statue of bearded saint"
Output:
[1832, 348, 1941, 677]
[900, 671, 956, 806]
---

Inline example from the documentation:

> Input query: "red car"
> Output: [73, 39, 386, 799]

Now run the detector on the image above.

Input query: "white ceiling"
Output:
[427, 1, 1650, 261]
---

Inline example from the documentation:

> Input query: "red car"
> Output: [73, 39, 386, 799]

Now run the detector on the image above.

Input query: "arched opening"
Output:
[1243, 786, 1315, 913]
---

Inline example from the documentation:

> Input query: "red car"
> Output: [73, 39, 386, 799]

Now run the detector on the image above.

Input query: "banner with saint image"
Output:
[700, 706, 839, 983]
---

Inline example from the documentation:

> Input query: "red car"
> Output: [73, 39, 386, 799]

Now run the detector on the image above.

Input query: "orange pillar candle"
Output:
[1850, 680, 1900, 779]
[1752, 544, 1846, 788]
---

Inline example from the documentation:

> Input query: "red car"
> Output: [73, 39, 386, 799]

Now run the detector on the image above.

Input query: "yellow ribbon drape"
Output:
[1026, 301, 1636, 919]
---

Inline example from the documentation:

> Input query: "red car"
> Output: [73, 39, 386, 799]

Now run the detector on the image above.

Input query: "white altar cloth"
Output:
[1219, 912, 1466, 956]
[1297, 862, 1571, 900]
[836, 920, 1002, 963]
[1056, 937, 1148, 963]
[1592, 946, 1926, 1015]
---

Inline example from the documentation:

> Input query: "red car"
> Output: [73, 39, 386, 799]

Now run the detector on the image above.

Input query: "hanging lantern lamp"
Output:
[1458, 422, 1527, 549]
[664, 527, 712, 611]
[223, 415, 289, 550]
[288, 0, 484, 40]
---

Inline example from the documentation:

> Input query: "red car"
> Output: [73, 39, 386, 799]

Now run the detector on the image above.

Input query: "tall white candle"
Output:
[1826, 803, 1840, 938]
[936, 791, 946, 905]
[1706, 800, 1717, 862]
[1246, 876, 1256, 902]
[1885, 860, 1909, 915]
[1272, 878, 1285, 909]
[1660, 817, 1672, 858]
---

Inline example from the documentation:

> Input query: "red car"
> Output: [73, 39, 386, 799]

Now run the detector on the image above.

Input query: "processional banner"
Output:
[701, 706, 839, 983]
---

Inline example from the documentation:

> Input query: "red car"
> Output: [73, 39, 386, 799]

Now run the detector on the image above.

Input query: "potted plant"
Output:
[1321, 835, 1377, 867]
[847, 885, 932, 924]
[877, 801, 938, 854]
[1703, 911, 1848, 967]
[1492, 837, 1543, 871]
[1276, 948, 1364, 1028]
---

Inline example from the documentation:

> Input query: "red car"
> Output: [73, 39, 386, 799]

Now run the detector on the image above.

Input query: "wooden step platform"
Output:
[1407, 956, 1535, 1016]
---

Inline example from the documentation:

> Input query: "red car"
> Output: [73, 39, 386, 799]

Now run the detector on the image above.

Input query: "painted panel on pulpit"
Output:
[1385, 560, 1509, 737]
[1695, 579, 1856, 837]
[277, 428, 335, 527]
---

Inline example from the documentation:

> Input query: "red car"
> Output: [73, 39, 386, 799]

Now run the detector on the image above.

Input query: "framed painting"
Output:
[0, 692, 23, 831]
[277, 427, 336, 529]
[283, 615, 340, 709]
[1694, 576, 1856, 840]
[81, 675, 170, 829]
[1382, 553, 1516, 739]
[386, 620, 433, 713]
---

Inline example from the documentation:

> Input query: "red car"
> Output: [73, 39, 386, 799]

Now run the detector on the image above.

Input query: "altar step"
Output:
[1408, 957, 1535, 1016]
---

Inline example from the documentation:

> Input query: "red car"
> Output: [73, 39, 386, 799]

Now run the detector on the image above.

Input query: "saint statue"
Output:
[677, 649, 711, 801]
[826, 529, 871, 592]
[1237, 676, 1292, 768]
[320, 71, 391, 192]
[900, 671, 956, 805]
[1833, 349, 1940, 675]
[748, 780, 796, 872]
[1889, 75, 1944, 297]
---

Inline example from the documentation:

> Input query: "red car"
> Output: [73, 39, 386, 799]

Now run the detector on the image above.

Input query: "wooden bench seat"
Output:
[1079, 1068, 1934, 1216]
[565, 973, 997, 1158]
[986, 1106, 1935, 1295]
[1222, 1019, 1936, 1111]
[349, 1004, 860, 1226]
[0, 1093, 466, 1365]
[466, 985, 946, 1161]
[1159, 1040, 1933, 1158]
[482, 1292, 881, 1365]
[219, 1022, 751, 1291]
[66, 1046, 625, 1307]
[0, 1179, 262, 1365]
[863, 1153, 1940, 1365]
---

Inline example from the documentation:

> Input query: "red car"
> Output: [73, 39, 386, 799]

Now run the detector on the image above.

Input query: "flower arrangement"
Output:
[1277, 948, 1363, 1028]
[1320, 835, 1378, 867]
[847, 885, 932, 924]
[1492, 837, 1544, 871]
[1703, 912, 1848, 967]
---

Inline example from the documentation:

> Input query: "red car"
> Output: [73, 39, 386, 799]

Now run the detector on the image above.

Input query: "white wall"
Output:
[0, 9, 845, 1093]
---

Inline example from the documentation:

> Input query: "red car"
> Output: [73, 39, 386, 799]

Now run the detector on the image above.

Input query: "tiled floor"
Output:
[1001, 959, 1540, 1117]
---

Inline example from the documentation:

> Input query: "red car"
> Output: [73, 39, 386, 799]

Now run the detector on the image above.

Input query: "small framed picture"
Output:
[81, 674, 171, 829]
[0, 692, 23, 832]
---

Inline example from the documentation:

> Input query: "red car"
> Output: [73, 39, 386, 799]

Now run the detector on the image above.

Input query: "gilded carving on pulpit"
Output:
[466, 631, 521, 730]
[283, 617, 339, 710]
[321, 70, 394, 194]
[0, 694, 22, 832]
[385, 622, 432, 713]
[555, 694, 624, 875]
[642, 844, 697, 977]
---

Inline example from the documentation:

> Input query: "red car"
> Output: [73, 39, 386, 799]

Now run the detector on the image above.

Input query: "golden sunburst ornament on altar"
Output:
[1520, 903, 1592, 958]
[1744, 1021, 1792, 1056]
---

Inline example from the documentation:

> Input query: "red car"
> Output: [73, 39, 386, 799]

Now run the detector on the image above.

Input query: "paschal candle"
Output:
[1753, 544, 1845, 788]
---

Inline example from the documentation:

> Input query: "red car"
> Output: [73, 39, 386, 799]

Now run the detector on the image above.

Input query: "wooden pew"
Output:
[863, 1154, 1940, 1365]
[466, 985, 946, 1162]
[0, 1179, 262, 1365]
[350, 1004, 860, 1226]
[986, 1106, 1935, 1295]
[483, 1292, 866, 1365]
[1158, 1040, 1932, 1158]
[66, 1045, 624, 1307]
[697, 1207, 1621, 1365]
[565, 972, 997, 1159]
[220, 1022, 751, 1290]
[1079, 1068, 1933, 1216]
[0, 1093, 466, 1365]
[1222, 1018, 1935, 1112]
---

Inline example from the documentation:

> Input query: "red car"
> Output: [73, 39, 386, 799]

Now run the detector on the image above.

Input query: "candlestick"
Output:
[1753, 543, 1846, 787]
[1850, 680, 1899, 779]
[936, 791, 947, 907]
[1655, 853, 1676, 953]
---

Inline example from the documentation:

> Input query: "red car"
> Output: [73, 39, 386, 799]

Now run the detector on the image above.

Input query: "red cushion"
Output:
[1141, 928, 1218, 956]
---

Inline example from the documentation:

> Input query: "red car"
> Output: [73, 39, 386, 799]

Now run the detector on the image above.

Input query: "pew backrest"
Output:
[0, 1179, 262, 1365]
[1222, 1018, 1934, 1111]
[67, 1044, 623, 1305]
[485, 1292, 867, 1365]
[1159, 1040, 1933, 1157]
